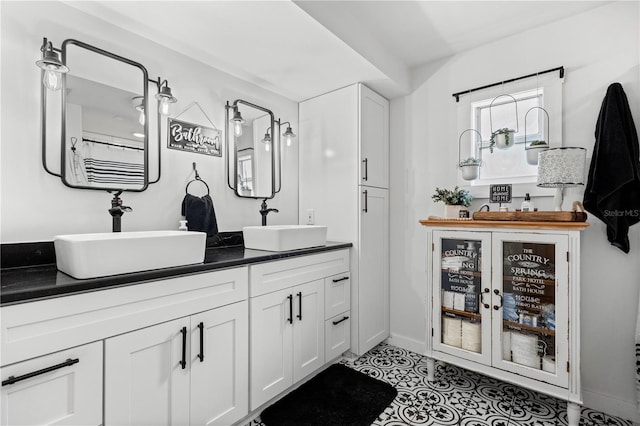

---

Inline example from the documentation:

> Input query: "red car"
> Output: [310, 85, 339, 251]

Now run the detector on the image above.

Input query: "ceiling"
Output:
[65, 1, 609, 102]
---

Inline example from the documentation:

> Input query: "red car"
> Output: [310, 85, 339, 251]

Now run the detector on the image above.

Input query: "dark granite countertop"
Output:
[1, 241, 352, 306]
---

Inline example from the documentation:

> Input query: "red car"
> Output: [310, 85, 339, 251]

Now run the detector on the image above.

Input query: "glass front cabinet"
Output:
[422, 222, 587, 426]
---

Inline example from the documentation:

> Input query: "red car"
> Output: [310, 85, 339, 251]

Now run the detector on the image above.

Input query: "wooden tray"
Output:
[472, 210, 587, 222]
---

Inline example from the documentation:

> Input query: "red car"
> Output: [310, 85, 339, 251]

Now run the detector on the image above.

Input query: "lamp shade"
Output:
[537, 147, 586, 188]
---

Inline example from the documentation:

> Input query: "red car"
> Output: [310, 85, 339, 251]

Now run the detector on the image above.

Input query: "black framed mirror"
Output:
[225, 100, 277, 199]
[41, 39, 159, 192]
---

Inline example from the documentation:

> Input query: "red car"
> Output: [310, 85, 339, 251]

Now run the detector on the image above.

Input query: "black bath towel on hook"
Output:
[181, 194, 219, 237]
[583, 82, 640, 253]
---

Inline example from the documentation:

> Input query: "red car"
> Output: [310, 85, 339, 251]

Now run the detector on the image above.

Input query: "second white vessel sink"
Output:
[54, 230, 207, 279]
[243, 225, 328, 252]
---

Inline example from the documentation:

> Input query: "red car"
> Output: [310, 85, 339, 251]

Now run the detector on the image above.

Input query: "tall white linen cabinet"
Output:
[299, 83, 390, 356]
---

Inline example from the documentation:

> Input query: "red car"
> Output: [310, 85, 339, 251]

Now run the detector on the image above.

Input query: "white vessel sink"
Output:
[243, 225, 328, 252]
[54, 231, 207, 279]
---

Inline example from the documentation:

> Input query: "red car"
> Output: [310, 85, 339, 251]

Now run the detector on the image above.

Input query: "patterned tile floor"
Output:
[250, 343, 634, 426]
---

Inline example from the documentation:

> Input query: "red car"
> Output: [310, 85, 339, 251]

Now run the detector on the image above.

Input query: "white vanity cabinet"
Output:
[299, 83, 389, 356]
[1, 266, 249, 426]
[1, 341, 102, 426]
[104, 300, 248, 426]
[421, 220, 588, 426]
[249, 249, 350, 410]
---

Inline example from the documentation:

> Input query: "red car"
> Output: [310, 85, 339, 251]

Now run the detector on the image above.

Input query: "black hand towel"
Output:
[181, 194, 219, 237]
[583, 82, 640, 253]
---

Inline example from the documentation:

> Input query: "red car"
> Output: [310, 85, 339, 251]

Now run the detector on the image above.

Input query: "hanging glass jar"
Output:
[524, 106, 550, 165]
[489, 94, 518, 152]
[458, 129, 483, 181]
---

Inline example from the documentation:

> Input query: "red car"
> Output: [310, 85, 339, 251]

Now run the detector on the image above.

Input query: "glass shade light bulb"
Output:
[234, 121, 243, 137]
[265, 141, 270, 152]
[138, 109, 145, 126]
[282, 126, 296, 148]
[43, 68, 62, 91]
[159, 98, 170, 116]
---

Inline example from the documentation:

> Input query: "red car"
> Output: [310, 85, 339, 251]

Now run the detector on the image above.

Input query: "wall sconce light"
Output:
[131, 96, 145, 126]
[262, 127, 272, 152]
[35, 38, 69, 91]
[537, 147, 586, 211]
[154, 78, 177, 116]
[230, 107, 246, 137]
[278, 121, 297, 147]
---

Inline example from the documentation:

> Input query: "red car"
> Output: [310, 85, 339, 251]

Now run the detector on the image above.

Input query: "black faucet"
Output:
[259, 198, 279, 226]
[108, 191, 132, 232]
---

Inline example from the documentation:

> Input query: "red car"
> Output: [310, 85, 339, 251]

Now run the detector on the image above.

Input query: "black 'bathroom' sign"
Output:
[168, 118, 222, 157]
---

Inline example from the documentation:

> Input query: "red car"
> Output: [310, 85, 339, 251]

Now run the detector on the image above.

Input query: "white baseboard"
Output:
[386, 332, 426, 355]
[583, 388, 638, 424]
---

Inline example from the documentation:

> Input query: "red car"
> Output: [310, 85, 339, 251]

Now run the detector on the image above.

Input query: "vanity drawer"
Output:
[324, 273, 350, 319]
[249, 249, 349, 297]
[325, 313, 351, 361]
[1, 267, 248, 366]
[1, 341, 103, 426]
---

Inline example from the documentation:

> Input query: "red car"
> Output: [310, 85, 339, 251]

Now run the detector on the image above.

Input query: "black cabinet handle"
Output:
[180, 326, 187, 369]
[362, 158, 368, 181]
[481, 288, 491, 309]
[332, 276, 349, 283]
[2, 358, 79, 386]
[297, 292, 303, 321]
[287, 294, 293, 324]
[198, 322, 204, 362]
[363, 190, 368, 213]
[493, 289, 503, 311]
[332, 316, 350, 326]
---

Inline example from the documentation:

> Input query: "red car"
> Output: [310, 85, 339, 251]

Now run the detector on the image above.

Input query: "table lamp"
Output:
[537, 147, 586, 211]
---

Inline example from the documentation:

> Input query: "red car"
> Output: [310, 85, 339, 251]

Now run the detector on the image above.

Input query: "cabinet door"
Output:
[358, 187, 389, 354]
[191, 301, 248, 426]
[293, 280, 325, 382]
[432, 231, 492, 366]
[1, 342, 102, 426]
[359, 84, 389, 189]
[250, 288, 293, 410]
[491, 233, 569, 388]
[105, 318, 190, 426]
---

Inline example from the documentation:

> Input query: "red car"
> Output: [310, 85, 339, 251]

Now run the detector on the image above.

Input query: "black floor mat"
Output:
[260, 363, 398, 426]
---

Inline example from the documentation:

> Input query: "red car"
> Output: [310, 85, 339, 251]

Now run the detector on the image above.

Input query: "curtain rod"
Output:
[82, 137, 144, 151]
[452, 66, 564, 102]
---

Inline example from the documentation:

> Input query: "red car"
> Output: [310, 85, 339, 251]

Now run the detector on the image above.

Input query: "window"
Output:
[457, 74, 563, 198]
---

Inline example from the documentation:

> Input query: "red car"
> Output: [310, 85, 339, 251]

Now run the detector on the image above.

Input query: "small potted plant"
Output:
[432, 186, 473, 218]
[458, 157, 482, 180]
[489, 128, 516, 152]
[526, 140, 549, 165]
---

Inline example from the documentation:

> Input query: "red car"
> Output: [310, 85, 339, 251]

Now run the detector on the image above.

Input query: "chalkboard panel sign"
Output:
[501, 241, 556, 362]
[490, 184, 512, 203]
[168, 118, 222, 157]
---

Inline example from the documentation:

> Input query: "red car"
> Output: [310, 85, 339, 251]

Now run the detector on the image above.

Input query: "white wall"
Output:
[0, 1, 299, 243]
[389, 1, 640, 421]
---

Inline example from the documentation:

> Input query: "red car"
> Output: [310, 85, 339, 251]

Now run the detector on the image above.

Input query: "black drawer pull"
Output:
[363, 190, 368, 213]
[332, 276, 349, 283]
[198, 322, 204, 362]
[180, 326, 187, 369]
[332, 316, 350, 326]
[2, 358, 79, 386]
[287, 294, 293, 324]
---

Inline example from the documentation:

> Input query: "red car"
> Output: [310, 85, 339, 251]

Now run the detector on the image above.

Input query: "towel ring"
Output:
[186, 162, 210, 195]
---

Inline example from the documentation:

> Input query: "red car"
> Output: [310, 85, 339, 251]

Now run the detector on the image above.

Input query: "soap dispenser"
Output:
[178, 220, 188, 231]
[521, 193, 533, 212]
